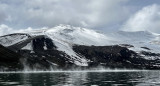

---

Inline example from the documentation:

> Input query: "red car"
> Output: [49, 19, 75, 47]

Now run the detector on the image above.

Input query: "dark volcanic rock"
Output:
[141, 47, 151, 50]
[73, 45, 135, 68]
[73, 45, 160, 69]
[119, 44, 134, 48]
[32, 37, 57, 51]
[140, 51, 160, 57]
[0, 44, 23, 71]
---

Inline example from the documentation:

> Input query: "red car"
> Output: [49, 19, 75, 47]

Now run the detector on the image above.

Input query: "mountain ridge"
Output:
[0, 25, 160, 71]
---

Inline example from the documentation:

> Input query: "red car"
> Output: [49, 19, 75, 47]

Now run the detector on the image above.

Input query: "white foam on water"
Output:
[0, 68, 149, 74]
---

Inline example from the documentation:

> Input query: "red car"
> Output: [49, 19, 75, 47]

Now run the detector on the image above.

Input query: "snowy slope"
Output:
[105, 30, 160, 60]
[28, 25, 160, 61]
[0, 33, 30, 47]
[109, 31, 155, 43]
[1, 24, 160, 65]
[45, 25, 114, 46]
[20, 25, 115, 66]
[107, 31, 160, 53]
[44, 25, 114, 66]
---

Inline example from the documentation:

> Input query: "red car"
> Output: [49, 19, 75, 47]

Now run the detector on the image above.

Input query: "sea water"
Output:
[0, 70, 160, 86]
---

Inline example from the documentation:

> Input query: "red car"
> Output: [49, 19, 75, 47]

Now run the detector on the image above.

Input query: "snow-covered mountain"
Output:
[23, 25, 160, 59]
[1, 24, 160, 70]
[0, 25, 114, 66]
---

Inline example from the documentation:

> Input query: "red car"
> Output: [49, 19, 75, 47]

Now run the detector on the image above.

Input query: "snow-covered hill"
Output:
[1, 24, 160, 68]
[1, 25, 160, 56]
[44, 25, 160, 56]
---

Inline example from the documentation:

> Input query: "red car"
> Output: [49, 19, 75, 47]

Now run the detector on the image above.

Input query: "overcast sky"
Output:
[0, 0, 160, 35]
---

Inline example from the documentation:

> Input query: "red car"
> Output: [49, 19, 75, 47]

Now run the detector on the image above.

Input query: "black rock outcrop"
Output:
[73, 45, 160, 69]
[0, 44, 23, 71]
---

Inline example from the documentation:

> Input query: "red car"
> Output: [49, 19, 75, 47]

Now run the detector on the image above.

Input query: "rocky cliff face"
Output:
[73, 45, 160, 69]
[18, 36, 75, 70]
[0, 44, 23, 71]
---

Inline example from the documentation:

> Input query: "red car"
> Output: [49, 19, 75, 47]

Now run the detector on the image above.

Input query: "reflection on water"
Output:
[0, 70, 160, 86]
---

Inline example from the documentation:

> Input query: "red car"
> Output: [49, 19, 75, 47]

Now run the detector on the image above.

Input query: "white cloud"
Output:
[1, 0, 159, 32]
[121, 4, 160, 33]
[0, 0, 129, 29]
[0, 24, 35, 36]
[0, 24, 13, 36]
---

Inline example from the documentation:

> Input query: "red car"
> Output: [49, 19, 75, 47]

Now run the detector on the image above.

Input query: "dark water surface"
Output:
[0, 70, 160, 86]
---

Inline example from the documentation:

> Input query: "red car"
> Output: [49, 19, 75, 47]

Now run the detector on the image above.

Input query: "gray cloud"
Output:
[0, 2, 8, 23]
[121, 4, 160, 33]
[0, 0, 130, 29]
[0, 0, 160, 33]
[0, 24, 35, 36]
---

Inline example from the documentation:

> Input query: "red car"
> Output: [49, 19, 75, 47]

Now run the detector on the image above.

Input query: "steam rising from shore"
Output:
[0, 67, 148, 74]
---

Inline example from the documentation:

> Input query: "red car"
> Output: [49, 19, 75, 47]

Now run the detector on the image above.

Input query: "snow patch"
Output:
[21, 41, 33, 50]
[0, 34, 30, 46]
